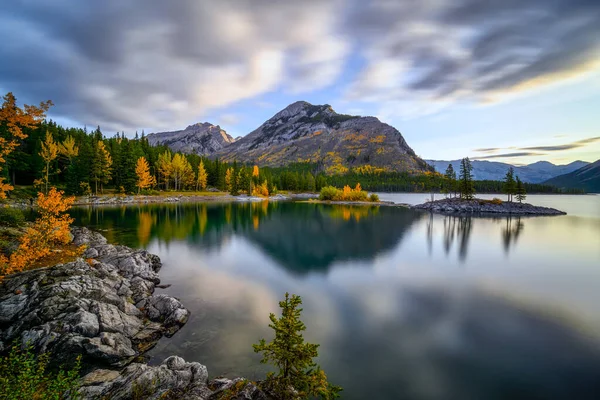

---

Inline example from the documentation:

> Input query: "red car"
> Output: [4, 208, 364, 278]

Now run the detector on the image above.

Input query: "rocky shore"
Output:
[0, 227, 266, 399]
[412, 198, 566, 215]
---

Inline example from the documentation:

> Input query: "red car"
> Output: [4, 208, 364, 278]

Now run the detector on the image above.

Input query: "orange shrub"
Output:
[1, 187, 77, 276]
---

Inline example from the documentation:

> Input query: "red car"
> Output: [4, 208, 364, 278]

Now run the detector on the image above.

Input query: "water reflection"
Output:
[69, 201, 600, 400]
[73, 202, 425, 273]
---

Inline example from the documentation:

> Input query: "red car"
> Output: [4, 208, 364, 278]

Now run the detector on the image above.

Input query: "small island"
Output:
[413, 158, 566, 216]
[413, 197, 566, 215]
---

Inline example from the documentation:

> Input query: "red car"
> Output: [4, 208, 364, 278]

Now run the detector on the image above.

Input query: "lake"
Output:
[71, 194, 600, 400]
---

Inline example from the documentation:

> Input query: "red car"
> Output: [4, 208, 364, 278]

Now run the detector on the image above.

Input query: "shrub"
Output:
[318, 184, 369, 202]
[253, 293, 342, 399]
[0, 207, 25, 227]
[491, 197, 503, 205]
[369, 193, 380, 202]
[319, 186, 340, 201]
[0, 342, 82, 400]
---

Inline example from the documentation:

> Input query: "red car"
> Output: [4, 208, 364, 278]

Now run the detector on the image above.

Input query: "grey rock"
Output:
[412, 198, 566, 216]
[0, 227, 188, 371]
[147, 122, 234, 155]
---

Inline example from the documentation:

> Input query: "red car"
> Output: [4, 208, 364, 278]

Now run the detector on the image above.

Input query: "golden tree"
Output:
[59, 135, 79, 159]
[157, 151, 173, 190]
[225, 168, 233, 192]
[171, 153, 188, 191]
[252, 165, 259, 178]
[197, 160, 208, 191]
[0, 92, 52, 199]
[39, 131, 59, 194]
[135, 156, 156, 193]
[1, 188, 77, 276]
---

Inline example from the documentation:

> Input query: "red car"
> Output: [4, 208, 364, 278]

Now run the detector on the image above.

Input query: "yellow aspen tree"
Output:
[197, 160, 208, 191]
[0, 92, 52, 198]
[97, 141, 112, 194]
[252, 165, 259, 178]
[157, 151, 173, 190]
[39, 131, 59, 194]
[135, 156, 156, 193]
[171, 153, 187, 191]
[225, 168, 233, 193]
[182, 159, 195, 190]
[59, 135, 79, 159]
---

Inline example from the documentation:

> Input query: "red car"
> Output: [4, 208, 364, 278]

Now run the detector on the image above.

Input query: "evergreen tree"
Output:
[516, 176, 527, 203]
[458, 157, 475, 199]
[503, 167, 517, 202]
[118, 140, 137, 193]
[253, 293, 342, 399]
[443, 164, 457, 197]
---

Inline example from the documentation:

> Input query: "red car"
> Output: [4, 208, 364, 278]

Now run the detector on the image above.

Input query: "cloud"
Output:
[217, 113, 241, 126]
[0, 0, 346, 132]
[474, 152, 542, 159]
[1, 0, 599, 131]
[474, 136, 600, 155]
[344, 0, 600, 115]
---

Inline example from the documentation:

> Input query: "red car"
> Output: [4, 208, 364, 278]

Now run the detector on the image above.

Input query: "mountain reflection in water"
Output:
[70, 201, 600, 400]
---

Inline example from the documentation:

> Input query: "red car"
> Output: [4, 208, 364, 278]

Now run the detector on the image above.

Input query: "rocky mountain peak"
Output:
[147, 122, 234, 155]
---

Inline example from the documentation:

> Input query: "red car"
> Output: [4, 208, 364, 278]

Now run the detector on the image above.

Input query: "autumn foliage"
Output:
[135, 156, 156, 193]
[0, 92, 52, 199]
[0, 188, 80, 276]
[318, 184, 373, 202]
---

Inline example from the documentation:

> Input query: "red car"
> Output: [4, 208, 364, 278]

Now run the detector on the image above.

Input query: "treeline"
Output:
[0, 92, 582, 196]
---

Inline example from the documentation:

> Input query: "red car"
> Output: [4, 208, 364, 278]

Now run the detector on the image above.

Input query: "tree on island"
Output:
[458, 157, 475, 199]
[253, 292, 342, 399]
[503, 167, 517, 202]
[516, 176, 527, 203]
[443, 163, 457, 198]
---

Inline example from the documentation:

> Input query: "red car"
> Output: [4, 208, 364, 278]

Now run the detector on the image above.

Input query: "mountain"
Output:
[543, 160, 600, 193]
[426, 159, 589, 183]
[216, 101, 430, 173]
[147, 122, 235, 155]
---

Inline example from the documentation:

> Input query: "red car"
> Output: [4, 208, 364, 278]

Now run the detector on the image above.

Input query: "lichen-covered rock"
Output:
[78, 356, 213, 400]
[0, 227, 189, 371]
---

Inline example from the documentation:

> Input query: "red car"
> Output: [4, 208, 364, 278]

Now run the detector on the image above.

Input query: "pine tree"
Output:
[458, 157, 475, 199]
[135, 156, 156, 193]
[253, 293, 342, 399]
[503, 167, 517, 202]
[515, 176, 527, 203]
[39, 131, 59, 194]
[443, 164, 457, 197]
[196, 160, 208, 191]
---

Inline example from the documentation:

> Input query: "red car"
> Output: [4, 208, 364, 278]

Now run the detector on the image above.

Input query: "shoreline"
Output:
[0, 227, 264, 399]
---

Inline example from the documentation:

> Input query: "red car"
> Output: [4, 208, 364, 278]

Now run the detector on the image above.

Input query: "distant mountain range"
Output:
[148, 101, 431, 174]
[543, 160, 600, 193]
[426, 159, 589, 183]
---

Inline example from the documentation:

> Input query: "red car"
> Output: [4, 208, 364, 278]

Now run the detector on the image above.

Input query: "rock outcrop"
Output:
[0, 227, 268, 399]
[147, 122, 235, 155]
[217, 101, 431, 174]
[412, 198, 566, 215]
[0, 227, 189, 369]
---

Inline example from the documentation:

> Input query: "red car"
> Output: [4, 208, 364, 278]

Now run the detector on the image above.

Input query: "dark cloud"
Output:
[474, 148, 503, 153]
[1, 0, 599, 130]
[479, 136, 600, 154]
[474, 152, 542, 159]
[346, 0, 600, 105]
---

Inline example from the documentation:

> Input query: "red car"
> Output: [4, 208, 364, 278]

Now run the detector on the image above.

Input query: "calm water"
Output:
[71, 195, 600, 400]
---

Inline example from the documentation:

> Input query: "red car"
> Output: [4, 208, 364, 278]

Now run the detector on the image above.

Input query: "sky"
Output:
[1, 0, 599, 165]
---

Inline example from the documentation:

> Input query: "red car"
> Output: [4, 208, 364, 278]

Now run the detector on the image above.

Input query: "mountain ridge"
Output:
[426, 159, 589, 183]
[147, 122, 234, 155]
[543, 160, 600, 193]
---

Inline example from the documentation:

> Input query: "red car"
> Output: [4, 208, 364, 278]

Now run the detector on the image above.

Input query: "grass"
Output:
[0, 342, 82, 400]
